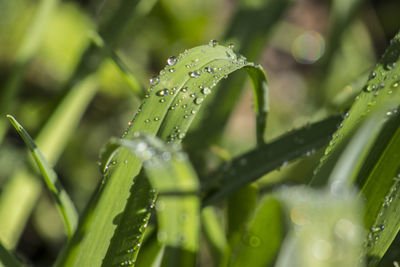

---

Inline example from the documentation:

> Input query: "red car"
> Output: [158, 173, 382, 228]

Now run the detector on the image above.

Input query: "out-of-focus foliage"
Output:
[0, 0, 399, 266]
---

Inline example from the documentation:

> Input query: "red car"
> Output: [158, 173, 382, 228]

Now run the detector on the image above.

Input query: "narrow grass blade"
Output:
[7, 115, 78, 237]
[227, 195, 283, 267]
[203, 115, 342, 206]
[201, 207, 227, 266]
[0, 75, 98, 248]
[0, 241, 23, 267]
[55, 43, 269, 267]
[103, 135, 200, 267]
[327, 111, 393, 191]
[274, 186, 364, 267]
[361, 115, 400, 266]
[0, 0, 59, 144]
[311, 31, 400, 187]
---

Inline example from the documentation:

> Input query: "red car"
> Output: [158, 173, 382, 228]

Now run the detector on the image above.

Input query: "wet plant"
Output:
[0, 1, 399, 267]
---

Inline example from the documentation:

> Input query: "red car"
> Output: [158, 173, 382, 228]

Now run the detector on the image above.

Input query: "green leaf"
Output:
[55, 43, 269, 267]
[361, 115, 400, 266]
[311, 30, 400, 187]
[0, 75, 98, 248]
[0, 241, 23, 267]
[104, 135, 200, 267]
[203, 115, 342, 206]
[6, 115, 78, 238]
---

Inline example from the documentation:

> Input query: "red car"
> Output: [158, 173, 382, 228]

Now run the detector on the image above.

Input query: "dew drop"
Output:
[178, 133, 186, 139]
[182, 87, 188, 93]
[167, 56, 178, 66]
[392, 81, 399, 88]
[204, 66, 214, 73]
[154, 117, 160, 121]
[194, 98, 204, 104]
[248, 235, 261, 248]
[228, 43, 235, 49]
[364, 84, 377, 92]
[159, 98, 165, 103]
[369, 72, 376, 80]
[169, 68, 175, 73]
[156, 89, 169, 96]
[144, 94, 150, 98]
[150, 76, 160, 86]
[145, 119, 150, 123]
[201, 87, 211, 95]
[209, 39, 218, 47]
[189, 70, 201, 78]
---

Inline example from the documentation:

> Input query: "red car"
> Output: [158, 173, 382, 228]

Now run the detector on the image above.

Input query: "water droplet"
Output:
[183, 114, 189, 119]
[204, 66, 214, 73]
[194, 98, 204, 104]
[182, 87, 188, 93]
[209, 39, 218, 47]
[201, 87, 211, 95]
[190, 93, 196, 98]
[392, 81, 399, 88]
[169, 68, 175, 73]
[145, 119, 151, 123]
[228, 43, 235, 49]
[178, 133, 185, 139]
[248, 235, 261, 247]
[167, 56, 178, 66]
[191, 110, 196, 114]
[189, 70, 200, 78]
[156, 89, 169, 96]
[144, 94, 150, 98]
[159, 98, 165, 103]
[150, 76, 160, 86]
[369, 72, 376, 80]
[154, 117, 160, 121]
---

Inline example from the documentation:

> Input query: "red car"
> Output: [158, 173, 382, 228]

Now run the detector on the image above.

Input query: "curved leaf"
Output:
[56, 43, 269, 267]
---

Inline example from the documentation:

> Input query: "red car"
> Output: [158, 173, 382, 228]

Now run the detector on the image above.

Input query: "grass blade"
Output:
[7, 115, 78, 237]
[203, 115, 342, 206]
[108, 135, 200, 266]
[310, 31, 400, 187]
[56, 43, 269, 267]
[361, 115, 400, 266]
[0, 75, 98, 248]
[0, 241, 23, 267]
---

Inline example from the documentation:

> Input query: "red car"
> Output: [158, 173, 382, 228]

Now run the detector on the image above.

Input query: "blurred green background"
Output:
[0, 0, 399, 265]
